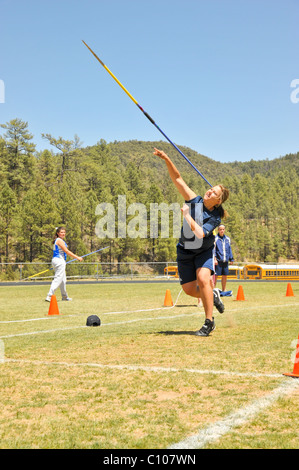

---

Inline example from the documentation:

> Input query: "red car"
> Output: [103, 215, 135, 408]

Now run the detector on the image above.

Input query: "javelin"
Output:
[23, 246, 109, 281]
[82, 40, 212, 187]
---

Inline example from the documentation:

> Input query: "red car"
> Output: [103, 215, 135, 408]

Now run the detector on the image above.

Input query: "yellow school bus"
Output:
[241, 264, 299, 280]
[164, 266, 179, 278]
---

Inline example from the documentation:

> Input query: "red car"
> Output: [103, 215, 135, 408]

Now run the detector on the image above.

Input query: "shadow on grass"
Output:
[175, 304, 197, 308]
[157, 330, 198, 336]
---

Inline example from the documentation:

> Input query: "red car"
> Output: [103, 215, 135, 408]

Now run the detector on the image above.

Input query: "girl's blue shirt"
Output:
[53, 239, 67, 261]
[178, 195, 221, 253]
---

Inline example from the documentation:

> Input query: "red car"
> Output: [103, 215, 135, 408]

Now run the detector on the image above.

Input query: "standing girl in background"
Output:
[45, 227, 83, 302]
[214, 224, 234, 292]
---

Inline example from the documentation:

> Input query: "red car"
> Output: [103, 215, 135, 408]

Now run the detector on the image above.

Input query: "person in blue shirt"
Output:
[153, 148, 229, 336]
[45, 226, 83, 302]
[214, 224, 234, 292]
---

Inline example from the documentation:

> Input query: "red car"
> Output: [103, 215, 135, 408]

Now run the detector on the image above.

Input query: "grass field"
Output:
[0, 280, 298, 449]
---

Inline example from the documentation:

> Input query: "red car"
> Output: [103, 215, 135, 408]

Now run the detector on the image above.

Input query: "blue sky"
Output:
[1, 0, 298, 163]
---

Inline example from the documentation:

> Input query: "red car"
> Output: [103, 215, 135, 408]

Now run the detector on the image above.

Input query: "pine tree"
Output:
[20, 186, 59, 261]
[0, 182, 17, 261]
[0, 119, 36, 199]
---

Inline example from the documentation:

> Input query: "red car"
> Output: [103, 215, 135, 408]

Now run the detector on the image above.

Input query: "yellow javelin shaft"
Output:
[82, 40, 138, 106]
[26, 268, 51, 280]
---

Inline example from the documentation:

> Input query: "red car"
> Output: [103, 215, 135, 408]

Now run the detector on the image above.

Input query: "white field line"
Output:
[0, 312, 201, 339]
[0, 317, 72, 324]
[168, 378, 299, 449]
[5, 357, 283, 379]
[4, 359, 298, 449]
[1, 301, 299, 339]
[1, 300, 298, 324]
[0, 289, 184, 324]
[5, 358, 297, 448]
[68, 301, 299, 317]
[2, 290, 298, 449]
[0, 306, 176, 324]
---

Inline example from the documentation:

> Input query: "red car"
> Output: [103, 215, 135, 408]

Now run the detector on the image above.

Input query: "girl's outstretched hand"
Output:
[153, 148, 168, 160]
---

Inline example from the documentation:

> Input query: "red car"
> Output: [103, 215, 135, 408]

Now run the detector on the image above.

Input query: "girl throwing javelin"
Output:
[45, 227, 83, 302]
[153, 148, 229, 336]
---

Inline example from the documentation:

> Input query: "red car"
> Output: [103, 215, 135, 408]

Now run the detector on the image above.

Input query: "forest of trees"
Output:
[0, 118, 298, 267]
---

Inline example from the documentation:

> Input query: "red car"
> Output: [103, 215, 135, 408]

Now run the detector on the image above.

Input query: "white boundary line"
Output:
[0, 312, 201, 339]
[2, 290, 298, 448]
[1, 301, 298, 325]
[0, 289, 184, 324]
[5, 357, 283, 379]
[0, 317, 69, 324]
[5, 357, 296, 449]
[1, 300, 298, 339]
[168, 378, 299, 449]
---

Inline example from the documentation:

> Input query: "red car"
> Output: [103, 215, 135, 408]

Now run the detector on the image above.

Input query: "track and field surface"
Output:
[0, 281, 298, 449]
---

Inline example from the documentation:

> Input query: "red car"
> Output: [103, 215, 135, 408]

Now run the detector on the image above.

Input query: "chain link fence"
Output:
[1, 262, 298, 282]
[0, 262, 180, 282]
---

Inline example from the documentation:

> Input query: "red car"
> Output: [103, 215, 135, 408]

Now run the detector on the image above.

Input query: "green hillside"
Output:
[0, 119, 298, 267]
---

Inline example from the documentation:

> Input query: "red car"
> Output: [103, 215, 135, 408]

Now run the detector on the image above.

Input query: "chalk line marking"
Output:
[0, 311, 202, 339]
[0, 289, 184, 324]
[2, 288, 298, 449]
[1, 300, 298, 338]
[5, 357, 283, 379]
[1, 300, 298, 325]
[0, 316, 72, 324]
[3, 360, 298, 449]
[168, 378, 299, 449]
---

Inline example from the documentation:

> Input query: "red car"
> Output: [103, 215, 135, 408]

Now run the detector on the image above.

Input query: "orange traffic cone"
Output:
[286, 283, 294, 297]
[283, 333, 299, 378]
[47, 295, 60, 315]
[164, 289, 173, 307]
[235, 285, 245, 301]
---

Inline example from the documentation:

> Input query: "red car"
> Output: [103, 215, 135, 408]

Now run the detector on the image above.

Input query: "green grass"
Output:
[0, 281, 298, 449]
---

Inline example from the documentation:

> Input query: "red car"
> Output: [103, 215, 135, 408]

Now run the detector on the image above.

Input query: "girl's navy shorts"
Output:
[215, 261, 229, 276]
[177, 244, 214, 285]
